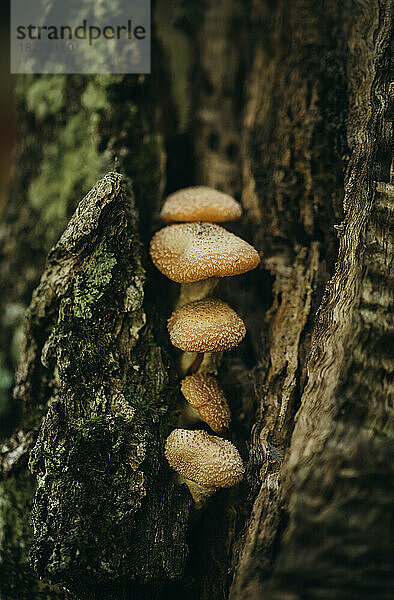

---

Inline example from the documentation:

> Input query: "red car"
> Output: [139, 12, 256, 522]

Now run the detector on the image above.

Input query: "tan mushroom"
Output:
[151, 187, 259, 501]
[160, 186, 242, 223]
[165, 428, 244, 504]
[181, 374, 231, 433]
[149, 222, 260, 283]
[167, 298, 246, 353]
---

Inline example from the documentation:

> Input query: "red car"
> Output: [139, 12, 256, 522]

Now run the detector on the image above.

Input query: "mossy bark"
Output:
[1, 0, 393, 599]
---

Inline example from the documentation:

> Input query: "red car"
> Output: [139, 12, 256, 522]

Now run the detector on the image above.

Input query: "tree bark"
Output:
[0, 1, 393, 599]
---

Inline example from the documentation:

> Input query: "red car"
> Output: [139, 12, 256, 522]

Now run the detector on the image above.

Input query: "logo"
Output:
[11, 0, 150, 74]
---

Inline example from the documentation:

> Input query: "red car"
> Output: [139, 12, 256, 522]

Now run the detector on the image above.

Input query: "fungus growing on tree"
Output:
[149, 222, 260, 283]
[165, 428, 244, 505]
[167, 298, 246, 353]
[150, 186, 259, 506]
[160, 186, 242, 223]
[181, 373, 231, 433]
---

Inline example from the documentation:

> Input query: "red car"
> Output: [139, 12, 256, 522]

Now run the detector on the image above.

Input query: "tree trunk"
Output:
[0, 1, 392, 599]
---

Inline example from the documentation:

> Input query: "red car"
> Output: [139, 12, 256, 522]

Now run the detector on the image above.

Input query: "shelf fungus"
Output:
[149, 222, 260, 283]
[160, 186, 242, 223]
[181, 373, 231, 433]
[165, 428, 244, 506]
[167, 298, 246, 353]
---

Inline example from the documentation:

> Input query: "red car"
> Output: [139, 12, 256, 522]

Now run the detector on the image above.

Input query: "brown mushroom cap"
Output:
[160, 186, 242, 223]
[167, 298, 246, 352]
[181, 374, 231, 433]
[165, 428, 244, 488]
[150, 222, 260, 283]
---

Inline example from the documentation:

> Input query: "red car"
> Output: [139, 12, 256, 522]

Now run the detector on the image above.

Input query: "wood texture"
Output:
[0, 0, 392, 599]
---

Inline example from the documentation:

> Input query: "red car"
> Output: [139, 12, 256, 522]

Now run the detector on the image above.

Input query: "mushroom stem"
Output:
[177, 475, 216, 509]
[177, 403, 202, 428]
[176, 278, 219, 308]
[176, 279, 220, 378]
[188, 352, 204, 374]
[179, 352, 198, 375]
[179, 351, 221, 376]
[199, 352, 222, 375]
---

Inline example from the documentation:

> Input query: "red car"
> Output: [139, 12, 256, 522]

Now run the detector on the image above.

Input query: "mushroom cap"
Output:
[149, 222, 260, 283]
[181, 374, 231, 433]
[165, 428, 244, 488]
[167, 298, 246, 352]
[160, 186, 242, 223]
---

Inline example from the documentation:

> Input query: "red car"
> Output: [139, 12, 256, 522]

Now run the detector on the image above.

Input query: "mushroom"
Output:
[181, 374, 231, 433]
[149, 222, 260, 284]
[167, 298, 246, 353]
[165, 428, 244, 505]
[160, 186, 242, 223]
[149, 186, 260, 503]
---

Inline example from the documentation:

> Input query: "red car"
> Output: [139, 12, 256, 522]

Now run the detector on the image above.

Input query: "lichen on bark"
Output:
[0, 72, 164, 432]
[2, 172, 190, 599]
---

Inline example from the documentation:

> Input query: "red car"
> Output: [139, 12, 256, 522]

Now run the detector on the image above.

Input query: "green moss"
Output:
[26, 77, 116, 248]
[81, 78, 111, 112]
[25, 76, 67, 120]
[1, 69, 185, 594]
[73, 245, 117, 319]
[28, 112, 106, 239]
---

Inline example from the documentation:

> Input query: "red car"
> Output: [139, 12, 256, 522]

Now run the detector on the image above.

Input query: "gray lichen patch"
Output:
[125, 279, 145, 313]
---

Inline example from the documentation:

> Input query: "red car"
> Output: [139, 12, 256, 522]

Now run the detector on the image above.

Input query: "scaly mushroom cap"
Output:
[167, 298, 246, 352]
[149, 222, 260, 283]
[165, 428, 244, 488]
[181, 374, 231, 433]
[161, 186, 242, 223]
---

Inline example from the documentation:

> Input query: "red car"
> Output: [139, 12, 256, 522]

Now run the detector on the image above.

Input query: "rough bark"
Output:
[0, 0, 393, 599]
[0, 72, 171, 599]
[21, 172, 189, 597]
[0, 72, 165, 432]
[228, 2, 394, 598]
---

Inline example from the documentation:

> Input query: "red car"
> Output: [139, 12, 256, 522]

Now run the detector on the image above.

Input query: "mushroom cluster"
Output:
[150, 186, 260, 505]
